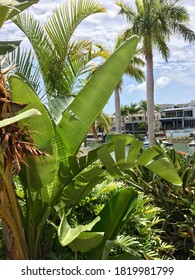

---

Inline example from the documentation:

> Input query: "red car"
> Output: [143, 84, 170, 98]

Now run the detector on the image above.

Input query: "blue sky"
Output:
[1, 0, 195, 115]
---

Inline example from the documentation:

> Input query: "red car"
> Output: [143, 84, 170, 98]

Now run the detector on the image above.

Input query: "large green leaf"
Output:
[144, 157, 182, 186]
[8, 74, 57, 189]
[54, 213, 100, 247]
[68, 232, 104, 253]
[56, 36, 138, 157]
[97, 135, 182, 186]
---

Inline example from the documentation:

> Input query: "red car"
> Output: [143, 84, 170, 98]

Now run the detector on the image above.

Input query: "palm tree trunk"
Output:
[146, 50, 154, 146]
[90, 123, 99, 142]
[115, 87, 122, 133]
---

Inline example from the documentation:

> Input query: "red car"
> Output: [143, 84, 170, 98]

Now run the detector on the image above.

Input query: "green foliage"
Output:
[13, 0, 106, 98]
[132, 144, 195, 259]
[0, 34, 143, 259]
[1, 0, 192, 261]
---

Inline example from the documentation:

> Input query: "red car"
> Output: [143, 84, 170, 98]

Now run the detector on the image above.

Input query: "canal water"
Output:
[168, 142, 195, 156]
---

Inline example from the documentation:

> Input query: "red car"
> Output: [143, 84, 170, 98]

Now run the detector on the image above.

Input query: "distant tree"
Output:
[120, 104, 129, 132]
[139, 100, 147, 120]
[128, 102, 140, 135]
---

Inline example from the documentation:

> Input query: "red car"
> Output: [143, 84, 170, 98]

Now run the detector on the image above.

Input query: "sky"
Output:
[1, 0, 195, 115]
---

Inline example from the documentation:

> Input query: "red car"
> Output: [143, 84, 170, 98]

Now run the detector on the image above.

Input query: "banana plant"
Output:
[0, 35, 139, 259]
[5, 34, 182, 259]
[0, 1, 184, 258]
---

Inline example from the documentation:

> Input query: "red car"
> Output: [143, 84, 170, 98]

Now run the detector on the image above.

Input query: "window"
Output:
[184, 110, 193, 117]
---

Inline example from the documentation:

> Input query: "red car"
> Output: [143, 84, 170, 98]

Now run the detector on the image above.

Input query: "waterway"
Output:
[167, 142, 195, 156]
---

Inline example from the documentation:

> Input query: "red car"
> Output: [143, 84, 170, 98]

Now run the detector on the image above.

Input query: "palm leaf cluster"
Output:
[13, 0, 106, 99]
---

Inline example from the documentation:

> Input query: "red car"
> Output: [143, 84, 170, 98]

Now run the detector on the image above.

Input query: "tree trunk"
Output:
[90, 123, 99, 142]
[146, 51, 154, 146]
[0, 148, 29, 259]
[115, 87, 122, 133]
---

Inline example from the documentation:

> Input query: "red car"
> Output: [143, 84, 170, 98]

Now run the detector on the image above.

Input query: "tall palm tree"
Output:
[113, 34, 145, 133]
[116, 0, 195, 146]
[127, 102, 140, 135]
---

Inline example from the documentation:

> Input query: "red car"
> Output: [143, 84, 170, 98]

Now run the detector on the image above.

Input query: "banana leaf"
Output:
[51, 213, 100, 247]
[56, 36, 138, 158]
[9, 74, 57, 189]
[87, 187, 138, 259]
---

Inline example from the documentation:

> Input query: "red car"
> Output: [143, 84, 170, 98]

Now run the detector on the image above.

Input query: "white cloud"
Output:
[156, 77, 171, 89]
[125, 82, 146, 93]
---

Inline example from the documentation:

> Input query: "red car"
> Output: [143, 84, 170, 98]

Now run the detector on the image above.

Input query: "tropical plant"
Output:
[48, 134, 182, 260]
[1, 38, 183, 259]
[0, 68, 45, 260]
[0, 34, 142, 259]
[127, 142, 195, 259]
[0, 0, 184, 261]
[116, 0, 195, 146]
[73, 180, 175, 260]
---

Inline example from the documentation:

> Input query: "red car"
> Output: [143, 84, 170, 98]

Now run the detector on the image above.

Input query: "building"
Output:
[160, 106, 195, 130]
[110, 101, 195, 133]
[111, 110, 161, 133]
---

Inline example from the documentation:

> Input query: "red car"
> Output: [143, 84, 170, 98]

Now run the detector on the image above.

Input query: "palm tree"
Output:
[139, 99, 147, 120]
[89, 112, 112, 143]
[127, 102, 140, 135]
[116, 0, 195, 146]
[139, 99, 147, 130]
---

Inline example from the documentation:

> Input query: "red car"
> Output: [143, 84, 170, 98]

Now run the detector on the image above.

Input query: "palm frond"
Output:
[7, 47, 42, 95]
[13, 13, 53, 96]
[45, 0, 106, 59]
